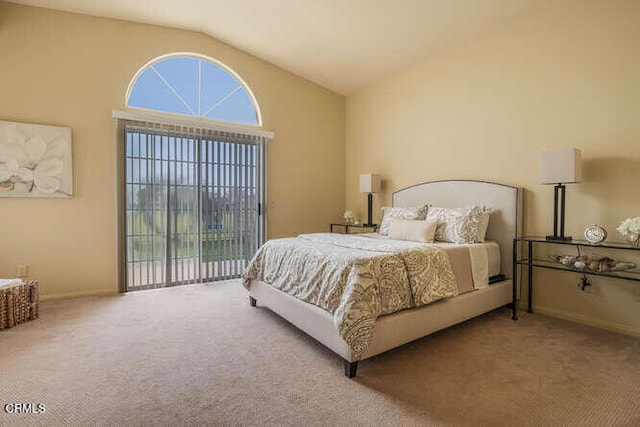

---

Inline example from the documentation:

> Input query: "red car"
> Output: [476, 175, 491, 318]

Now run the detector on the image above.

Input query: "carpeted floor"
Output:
[1, 281, 639, 426]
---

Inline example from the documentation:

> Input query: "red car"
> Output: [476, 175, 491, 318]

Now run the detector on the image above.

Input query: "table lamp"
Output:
[540, 148, 582, 241]
[359, 174, 381, 227]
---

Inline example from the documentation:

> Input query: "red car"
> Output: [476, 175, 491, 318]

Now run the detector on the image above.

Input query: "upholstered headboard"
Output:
[393, 180, 523, 278]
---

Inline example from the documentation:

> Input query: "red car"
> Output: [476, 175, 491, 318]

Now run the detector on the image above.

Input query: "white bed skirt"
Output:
[247, 279, 515, 363]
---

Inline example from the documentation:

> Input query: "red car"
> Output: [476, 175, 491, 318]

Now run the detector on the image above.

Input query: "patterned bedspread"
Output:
[242, 233, 459, 355]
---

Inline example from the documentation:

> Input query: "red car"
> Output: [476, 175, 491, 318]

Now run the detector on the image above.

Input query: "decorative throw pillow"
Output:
[388, 218, 438, 243]
[475, 207, 492, 242]
[427, 205, 484, 244]
[379, 205, 429, 236]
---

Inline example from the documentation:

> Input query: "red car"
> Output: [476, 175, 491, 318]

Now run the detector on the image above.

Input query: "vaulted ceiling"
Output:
[9, 0, 540, 94]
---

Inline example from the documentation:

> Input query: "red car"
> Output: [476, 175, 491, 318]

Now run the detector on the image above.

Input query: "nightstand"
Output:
[330, 223, 378, 234]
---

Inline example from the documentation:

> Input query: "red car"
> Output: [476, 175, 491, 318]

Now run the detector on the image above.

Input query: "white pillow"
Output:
[379, 205, 429, 236]
[426, 205, 484, 244]
[388, 219, 437, 243]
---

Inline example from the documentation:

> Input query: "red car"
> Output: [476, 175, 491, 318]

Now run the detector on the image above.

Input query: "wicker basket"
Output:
[0, 280, 39, 330]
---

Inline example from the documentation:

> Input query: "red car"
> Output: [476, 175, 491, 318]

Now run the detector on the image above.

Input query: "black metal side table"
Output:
[513, 236, 640, 320]
[330, 223, 378, 234]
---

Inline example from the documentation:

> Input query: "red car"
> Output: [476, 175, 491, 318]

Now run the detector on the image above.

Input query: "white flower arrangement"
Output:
[343, 210, 357, 225]
[616, 217, 640, 245]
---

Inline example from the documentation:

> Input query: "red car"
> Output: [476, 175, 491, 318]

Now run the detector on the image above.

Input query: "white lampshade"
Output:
[540, 148, 582, 185]
[359, 174, 381, 194]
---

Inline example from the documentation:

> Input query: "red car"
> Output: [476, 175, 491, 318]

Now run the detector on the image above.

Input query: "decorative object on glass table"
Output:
[343, 210, 356, 225]
[578, 276, 592, 291]
[617, 217, 640, 246]
[549, 254, 636, 272]
[584, 224, 607, 244]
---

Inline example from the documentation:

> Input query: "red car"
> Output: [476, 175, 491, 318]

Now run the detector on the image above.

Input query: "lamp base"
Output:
[366, 193, 373, 227]
[546, 235, 572, 242]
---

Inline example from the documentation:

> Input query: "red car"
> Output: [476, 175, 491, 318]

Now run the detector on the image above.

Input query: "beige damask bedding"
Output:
[242, 233, 464, 355]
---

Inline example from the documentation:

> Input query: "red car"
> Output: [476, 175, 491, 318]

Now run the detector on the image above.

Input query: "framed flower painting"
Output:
[0, 120, 73, 198]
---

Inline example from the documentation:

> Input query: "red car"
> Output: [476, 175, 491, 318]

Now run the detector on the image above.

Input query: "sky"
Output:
[128, 56, 259, 125]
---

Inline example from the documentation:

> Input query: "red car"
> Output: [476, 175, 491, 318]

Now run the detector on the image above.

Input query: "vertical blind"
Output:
[120, 119, 266, 291]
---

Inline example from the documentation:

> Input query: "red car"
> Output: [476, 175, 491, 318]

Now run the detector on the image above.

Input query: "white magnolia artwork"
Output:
[0, 120, 73, 198]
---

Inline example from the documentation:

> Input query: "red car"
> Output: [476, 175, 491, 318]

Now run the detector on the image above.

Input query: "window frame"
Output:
[125, 52, 263, 128]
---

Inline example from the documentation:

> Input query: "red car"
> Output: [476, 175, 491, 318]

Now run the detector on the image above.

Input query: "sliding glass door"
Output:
[120, 120, 265, 291]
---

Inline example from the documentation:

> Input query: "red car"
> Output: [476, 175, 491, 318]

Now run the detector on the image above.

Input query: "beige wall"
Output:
[346, 0, 640, 334]
[0, 3, 345, 299]
[3, 0, 639, 336]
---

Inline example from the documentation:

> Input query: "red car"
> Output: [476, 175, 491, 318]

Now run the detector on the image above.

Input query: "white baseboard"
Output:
[534, 305, 640, 337]
[40, 288, 117, 302]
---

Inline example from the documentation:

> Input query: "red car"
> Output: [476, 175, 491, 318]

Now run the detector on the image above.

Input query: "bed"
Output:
[243, 180, 523, 377]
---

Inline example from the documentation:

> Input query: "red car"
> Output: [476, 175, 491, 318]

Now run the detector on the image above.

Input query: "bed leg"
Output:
[249, 296, 257, 307]
[344, 361, 358, 378]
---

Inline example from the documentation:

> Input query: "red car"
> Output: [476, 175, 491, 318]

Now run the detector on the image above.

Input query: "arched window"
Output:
[126, 53, 261, 126]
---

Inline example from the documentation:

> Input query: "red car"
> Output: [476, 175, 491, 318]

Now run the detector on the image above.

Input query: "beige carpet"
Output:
[1, 281, 639, 426]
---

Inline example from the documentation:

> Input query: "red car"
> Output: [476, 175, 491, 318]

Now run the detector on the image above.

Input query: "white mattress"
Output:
[358, 233, 501, 278]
